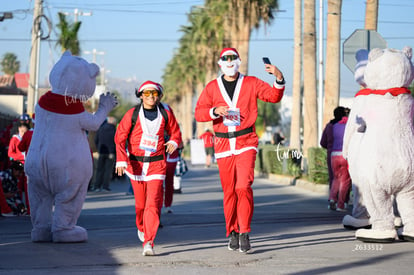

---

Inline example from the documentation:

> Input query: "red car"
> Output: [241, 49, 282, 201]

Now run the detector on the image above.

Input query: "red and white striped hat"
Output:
[135, 80, 163, 97]
[219, 47, 240, 59]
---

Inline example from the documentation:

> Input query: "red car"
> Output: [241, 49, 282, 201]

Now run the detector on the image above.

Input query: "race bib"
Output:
[139, 133, 159, 152]
[223, 108, 240, 126]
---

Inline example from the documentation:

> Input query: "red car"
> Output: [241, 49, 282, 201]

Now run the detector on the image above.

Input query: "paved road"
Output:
[1, 165, 413, 274]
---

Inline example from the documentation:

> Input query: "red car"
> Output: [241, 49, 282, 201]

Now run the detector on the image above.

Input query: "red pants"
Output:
[164, 161, 177, 208]
[217, 150, 256, 237]
[131, 179, 164, 246]
[329, 154, 351, 209]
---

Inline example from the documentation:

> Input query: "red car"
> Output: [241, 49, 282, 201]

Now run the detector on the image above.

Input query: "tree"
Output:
[365, 0, 378, 30]
[1, 52, 20, 75]
[302, 0, 318, 157]
[56, 12, 82, 55]
[323, 0, 342, 125]
[290, 0, 303, 150]
[225, 0, 279, 74]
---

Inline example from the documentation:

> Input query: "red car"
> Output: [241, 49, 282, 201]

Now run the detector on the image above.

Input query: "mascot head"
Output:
[49, 51, 100, 99]
[364, 46, 414, 90]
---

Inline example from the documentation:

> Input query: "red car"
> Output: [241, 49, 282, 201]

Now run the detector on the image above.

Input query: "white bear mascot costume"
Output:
[25, 51, 117, 243]
[343, 47, 414, 243]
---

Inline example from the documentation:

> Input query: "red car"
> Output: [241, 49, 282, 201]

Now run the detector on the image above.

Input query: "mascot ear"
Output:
[88, 63, 100, 78]
[402, 46, 412, 60]
[368, 48, 383, 63]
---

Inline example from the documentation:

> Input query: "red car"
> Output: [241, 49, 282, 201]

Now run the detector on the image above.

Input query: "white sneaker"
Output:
[137, 229, 145, 242]
[142, 242, 155, 256]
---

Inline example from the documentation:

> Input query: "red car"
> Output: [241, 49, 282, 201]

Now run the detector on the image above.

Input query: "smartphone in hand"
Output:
[263, 57, 272, 74]
[262, 57, 271, 64]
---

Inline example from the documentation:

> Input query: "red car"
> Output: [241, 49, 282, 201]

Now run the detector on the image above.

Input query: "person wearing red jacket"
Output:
[195, 47, 285, 253]
[8, 122, 29, 164]
[199, 129, 214, 167]
[115, 81, 182, 256]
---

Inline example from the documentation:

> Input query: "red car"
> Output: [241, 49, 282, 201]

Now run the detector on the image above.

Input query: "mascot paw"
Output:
[31, 227, 52, 242]
[99, 92, 118, 110]
[355, 228, 396, 243]
[53, 225, 88, 243]
[342, 215, 371, 230]
[397, 228, 414, 242]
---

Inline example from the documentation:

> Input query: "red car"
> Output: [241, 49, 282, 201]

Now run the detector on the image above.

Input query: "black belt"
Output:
[129, 154, 164, 162]
[215, 127, 253, 139]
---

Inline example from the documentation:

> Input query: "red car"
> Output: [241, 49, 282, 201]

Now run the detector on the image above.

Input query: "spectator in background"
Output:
[0, 161, 26, 216]
[272, 129, 285, 145]
[199, 128, 214, 168]
[328, 108, 351, 212]
[8, 122, 29, 164]
[320, 106, 347, 189]
[93, 116, 117, 192]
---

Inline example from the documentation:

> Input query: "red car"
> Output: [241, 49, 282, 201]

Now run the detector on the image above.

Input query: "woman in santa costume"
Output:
[115, 81, 182, 256]
[195, 47, 285, 252]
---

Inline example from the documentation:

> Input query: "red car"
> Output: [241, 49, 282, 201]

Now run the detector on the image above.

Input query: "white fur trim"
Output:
[273, 80, 285, 89]
[210, 108, 220, 119]
[125, 170, 166, 181]
[221, 49, 238, 57]
[214, 147, 258, 159]
[115, 161, 128, 168]
[139, 83, 159, 92]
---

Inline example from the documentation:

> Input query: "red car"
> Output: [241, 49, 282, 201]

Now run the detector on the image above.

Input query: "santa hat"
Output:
[135, 80, 164, 97]
[219, 48, 240, 60]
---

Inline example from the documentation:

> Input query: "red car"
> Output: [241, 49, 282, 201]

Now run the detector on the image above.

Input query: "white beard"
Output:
[218, 59, 241, 76]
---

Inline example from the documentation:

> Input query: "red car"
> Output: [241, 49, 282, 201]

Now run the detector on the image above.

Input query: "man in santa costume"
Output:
[115, 81, 182, 256]
[195, 47, 285, 252]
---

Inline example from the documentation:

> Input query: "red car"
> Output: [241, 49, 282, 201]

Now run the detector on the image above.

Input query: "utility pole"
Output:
[27, 0, 43, 115]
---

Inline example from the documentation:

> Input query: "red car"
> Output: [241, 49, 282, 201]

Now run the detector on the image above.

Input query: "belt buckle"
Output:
[143, 156, 150, 162]
[228, 132, 235, 138]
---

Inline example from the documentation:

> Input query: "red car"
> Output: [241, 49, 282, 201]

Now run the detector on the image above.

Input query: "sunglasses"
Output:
[220, 55, 238, 61]
[142, 90, 159, 97]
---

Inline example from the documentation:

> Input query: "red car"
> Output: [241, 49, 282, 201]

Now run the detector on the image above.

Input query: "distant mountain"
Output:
[106, 76, 142, 104]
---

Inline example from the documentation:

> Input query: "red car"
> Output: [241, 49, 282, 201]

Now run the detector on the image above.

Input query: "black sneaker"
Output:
[239, 233, 251, 252]
[228, 231, 239, 251]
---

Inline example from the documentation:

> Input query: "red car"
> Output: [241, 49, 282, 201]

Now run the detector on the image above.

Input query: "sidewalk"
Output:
[1, 165, 413, 275]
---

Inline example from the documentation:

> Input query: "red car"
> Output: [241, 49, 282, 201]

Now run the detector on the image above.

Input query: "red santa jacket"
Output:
[195, 74, 284, 159]
[18, 129, 33, 154]
[8, 134, 25, 163]
[115, 103, 182, 181]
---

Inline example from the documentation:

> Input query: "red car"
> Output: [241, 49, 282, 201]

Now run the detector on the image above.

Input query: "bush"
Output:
[256, 144, 302, 177]
[307, 147, 329, 184]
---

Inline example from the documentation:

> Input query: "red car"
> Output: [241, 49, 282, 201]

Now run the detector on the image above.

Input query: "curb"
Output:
[261, 172, 329, 196]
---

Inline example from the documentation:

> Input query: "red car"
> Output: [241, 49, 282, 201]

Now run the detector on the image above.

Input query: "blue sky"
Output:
[1, 0, 414, 98]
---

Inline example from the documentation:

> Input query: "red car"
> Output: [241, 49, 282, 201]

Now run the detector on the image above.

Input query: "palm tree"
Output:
[303, 0, 318, 157]
[323, 0, 342, 125]
[290, 0, 303, 150]
[365, 0, 378, 30]
[225, 0, 279, 74]
[0, 52, 20, 75]
[56, 12, 82, 55]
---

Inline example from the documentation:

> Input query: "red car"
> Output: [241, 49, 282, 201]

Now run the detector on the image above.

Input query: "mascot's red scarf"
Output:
[38, 91, 85, 114]
[355, 87, 411, 97]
